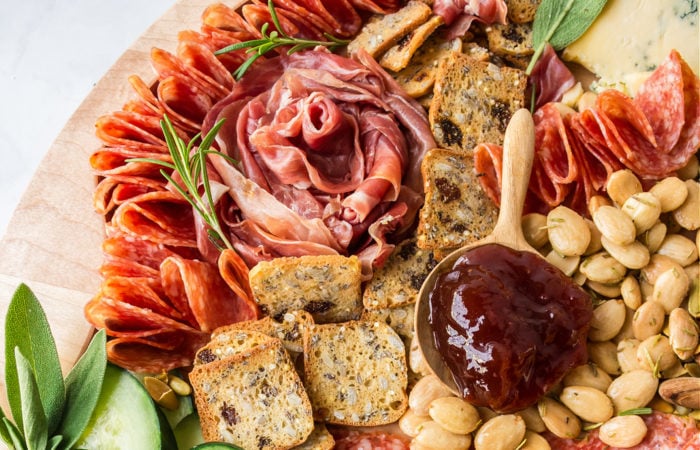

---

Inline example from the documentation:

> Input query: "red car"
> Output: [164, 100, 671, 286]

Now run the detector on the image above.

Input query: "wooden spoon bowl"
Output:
[414, 108, 537, 395]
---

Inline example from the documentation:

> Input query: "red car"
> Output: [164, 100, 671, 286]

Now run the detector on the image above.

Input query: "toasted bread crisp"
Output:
[210, 310, 314, 355]
[363, 238, 436, 310]
[293, 422, 335, 450]
[486, 22, 534, 58]
[303, 320, 408, 426]
[429, 51, 527, 152]
[361, 302, 416, 346]
[394, 34, 462, 98]
[249, 255, 362, 324]
[506, 0, 541, 23]
[191, 338, 314, 449]
[417, 148, 499, 253]
[194, 329, 276, 366]
[379, 15, 444, 72]
[347, 0, 432, 58]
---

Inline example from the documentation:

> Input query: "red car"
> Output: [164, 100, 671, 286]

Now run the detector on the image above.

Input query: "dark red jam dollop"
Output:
[428, 243, 592, 413]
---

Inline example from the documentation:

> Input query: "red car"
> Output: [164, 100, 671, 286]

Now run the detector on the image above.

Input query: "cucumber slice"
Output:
[173, 413, 204, 449]
[191, 443, 244, 450]
[75, 364, 176, 449]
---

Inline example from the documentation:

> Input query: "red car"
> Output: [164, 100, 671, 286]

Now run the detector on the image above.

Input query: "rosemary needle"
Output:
[127, 115, 235, 251]
[215, 0, 349, 80]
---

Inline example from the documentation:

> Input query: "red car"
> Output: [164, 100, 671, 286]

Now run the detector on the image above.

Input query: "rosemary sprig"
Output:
[128, 116, 235, 251]
[215, 0, 349, 80]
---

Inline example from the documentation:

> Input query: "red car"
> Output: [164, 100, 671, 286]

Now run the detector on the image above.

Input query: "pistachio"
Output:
[169, 375, 192, 396]
[144, 376, 179, 410]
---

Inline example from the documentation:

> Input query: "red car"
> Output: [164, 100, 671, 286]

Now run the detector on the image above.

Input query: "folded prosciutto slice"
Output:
[433, 0, 507, 39]
[203, 48, 435, 274]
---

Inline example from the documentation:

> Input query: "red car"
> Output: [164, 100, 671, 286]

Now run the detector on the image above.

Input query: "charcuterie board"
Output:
[0, 0, 227, 411]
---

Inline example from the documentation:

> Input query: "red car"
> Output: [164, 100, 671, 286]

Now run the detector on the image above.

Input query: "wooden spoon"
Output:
[414, 108, 537, 395]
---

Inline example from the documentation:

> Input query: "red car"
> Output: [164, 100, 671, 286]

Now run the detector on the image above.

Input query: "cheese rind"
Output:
[562, 0, 699, 94]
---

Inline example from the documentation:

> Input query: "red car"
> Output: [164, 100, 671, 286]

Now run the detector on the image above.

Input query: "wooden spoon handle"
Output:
[490, 108, 536, 248]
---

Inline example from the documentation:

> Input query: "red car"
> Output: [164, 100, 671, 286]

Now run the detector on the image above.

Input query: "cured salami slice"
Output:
[106, 332, 210, 373]
[546, 411, 700, 449]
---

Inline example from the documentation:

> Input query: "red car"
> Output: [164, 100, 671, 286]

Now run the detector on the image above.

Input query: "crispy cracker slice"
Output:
[379, 15, 444, 72]
[393, 33, 462, 98]
[347, 0, 432, 58]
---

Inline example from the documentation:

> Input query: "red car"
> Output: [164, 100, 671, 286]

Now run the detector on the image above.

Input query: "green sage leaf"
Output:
[532, 0, 608, 50]
[0, 407, 15, 447]
[56, 330, 107, 450]
[15, 348, 48, 450]
[48, 434, 63, 450]
[2, 417, 26, 450]
[4, 284, 65, 436]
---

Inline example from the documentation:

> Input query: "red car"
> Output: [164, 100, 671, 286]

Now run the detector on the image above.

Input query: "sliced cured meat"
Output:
[200, 2, 261, 39]
[433, 0, 507, 38]
[217, 248, 259, 317]
[105, 332, 210, 373]
[95, 112, 167, 150]
[348, 0, 401, 14]
[283, 0, 362, 37]
[635, 49, 700, 165]
[151, 47, 231, 103]
[331, 428, 410, 450]
[529, 44, 576, 110]
[157, 75, 213, 132]
[177, 40, 234, 93]
[111, 191, 198, 248]
[160, 254, 257, 333]
[546, 411, 700, 449]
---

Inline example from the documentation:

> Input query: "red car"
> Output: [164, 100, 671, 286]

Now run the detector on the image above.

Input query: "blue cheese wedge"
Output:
[562, 0, 699, 95]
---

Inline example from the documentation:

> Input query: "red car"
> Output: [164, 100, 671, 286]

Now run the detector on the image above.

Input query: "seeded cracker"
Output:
[379, 15, 444, 72]
[293, 422, 335, 450]
[416, 148, 499, 255]
[393, 32, 462, 98]
[505, 0, 541, 23]
[303, 320, 408, 426]
[363, 237, 436, 310]
[190, 338, 314, 449]
[486, 22, 534, 58]
[210, 310, 314, 355]
[248, 255, 362, 324]
[347, 0, 432, 59]
[429, 51, 527, 153]
[194, 329, 276, 366]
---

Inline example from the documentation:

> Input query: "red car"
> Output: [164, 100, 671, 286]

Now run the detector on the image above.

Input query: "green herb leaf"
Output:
[2, 417, 26, 450]
[0, 407, 15, 447]
[527, 0, 608, 74]
[48, 435, 63, 450]
[618, 407, 653, 416]
[56, 329, 107, 449]
[15, 349, 48, 450]
[4, 283, 65, 436]
[127, 115, 235, 252]
[215, 0, 349, 79]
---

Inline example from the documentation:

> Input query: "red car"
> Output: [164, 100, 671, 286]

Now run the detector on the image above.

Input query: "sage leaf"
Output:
[15, 349, 48, 450]
[0, 407, 14, 447]
[57, 329, 107, 450]
[2, 417, 26, 450]
[528, 0, 608, 74]
[48, 434, 63, 450]
[4, 284, 65, 436]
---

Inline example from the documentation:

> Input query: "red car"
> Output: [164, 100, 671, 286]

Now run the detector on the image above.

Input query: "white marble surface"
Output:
[0, 0, 174, 237]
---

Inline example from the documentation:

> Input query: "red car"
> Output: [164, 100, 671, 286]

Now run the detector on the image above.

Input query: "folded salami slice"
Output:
[106, 332, 210, 373]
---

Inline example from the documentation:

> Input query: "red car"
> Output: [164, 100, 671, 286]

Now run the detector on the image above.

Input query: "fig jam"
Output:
[428, 244, 592, 413]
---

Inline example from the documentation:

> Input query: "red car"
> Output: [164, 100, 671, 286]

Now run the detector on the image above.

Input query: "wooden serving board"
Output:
[0, 0, 235, 412]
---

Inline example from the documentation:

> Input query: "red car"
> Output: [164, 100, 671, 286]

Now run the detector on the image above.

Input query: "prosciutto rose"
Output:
[202, 48, 435, 276]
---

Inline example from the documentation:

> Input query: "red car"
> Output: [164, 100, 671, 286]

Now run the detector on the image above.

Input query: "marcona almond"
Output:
[641, 221, 667, 253]
[588, 299, 626, 342]
[408, 375, 453, 416]
[593, 205, 636, 246]
[545, 250, 580, 277]
[520, 430, 551, 450]
[632, 301, 665, 341]
[474, 414, 526, 450]
[636, 334, 678, 373]
[588, 341, 621, 375]
[580, 251, 627, 284]
[538, 397, 581, 439]
[672, 180, 699, 230]
[414, 420, 471, 450]
[622, 192, 661, 235]
[651, 267, 690, 313]
[399, 408, 431, 437]
[606, 169, 642, 207]
[606, 369, 658, 413]
[515, 405, 546, 433]
[600, 236, 650, 270]
[547, 206, 591, 256]
[656, 234, 699, 267]
[641, 254, 683, 285]
[522, 213, 549, 249]
[668, 308, 699, 361]
[620, 275, 642, 310]
[599, 415, 647, 448]
[562, 363, 612, 392]
[559, 385, 614, 423]
[649, 177, 688, 212]
[428, 396, 480, 435]
[617, 339, 644, 373]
